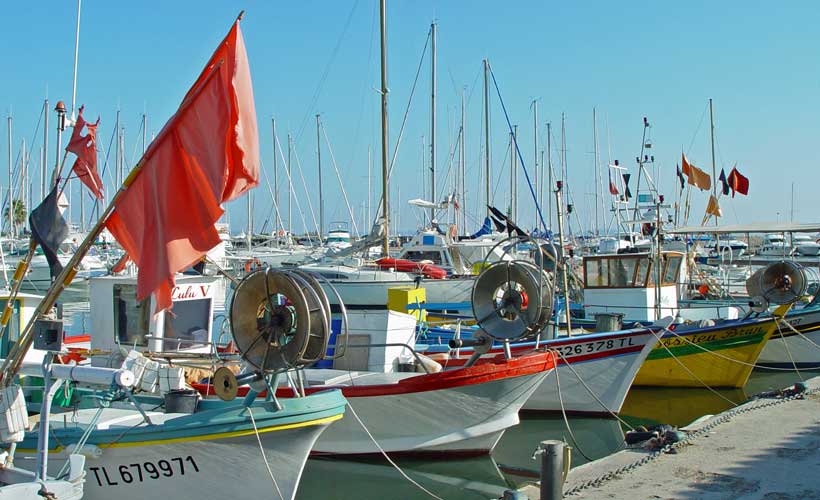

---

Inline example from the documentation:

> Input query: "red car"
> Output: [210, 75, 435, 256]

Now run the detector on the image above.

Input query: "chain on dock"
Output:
[562, 382, 819, 496]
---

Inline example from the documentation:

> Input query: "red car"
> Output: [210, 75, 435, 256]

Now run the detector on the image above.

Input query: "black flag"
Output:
[29, 187, 69, 279]
[622, 173, 632, 200]
[718, 169, 730, 196]
[676, 165, 685, 190]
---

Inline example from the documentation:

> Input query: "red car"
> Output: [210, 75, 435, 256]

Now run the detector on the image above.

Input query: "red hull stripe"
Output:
[442, 344, 645, 368]
[194, 351, 556, 399]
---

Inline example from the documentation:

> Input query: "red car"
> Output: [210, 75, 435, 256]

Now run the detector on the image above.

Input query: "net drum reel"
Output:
[471, 260, 555, 342]
[220, 268, 334, 401]
[745, 260, 811, 309]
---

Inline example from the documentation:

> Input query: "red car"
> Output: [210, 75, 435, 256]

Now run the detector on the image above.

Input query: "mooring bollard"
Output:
[535, 440, 565, 500]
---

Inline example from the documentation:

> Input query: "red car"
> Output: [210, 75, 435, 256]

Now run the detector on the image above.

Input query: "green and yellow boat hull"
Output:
[634, 307, 788, 388]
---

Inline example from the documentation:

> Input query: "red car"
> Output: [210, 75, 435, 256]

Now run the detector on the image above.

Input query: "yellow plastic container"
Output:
[387, 286, 427, 322]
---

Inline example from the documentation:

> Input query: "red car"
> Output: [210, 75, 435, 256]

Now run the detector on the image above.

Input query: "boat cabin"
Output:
[89, 275, 221, 366]
[0, 292, 45, 363]
[583, 251, 683, 322]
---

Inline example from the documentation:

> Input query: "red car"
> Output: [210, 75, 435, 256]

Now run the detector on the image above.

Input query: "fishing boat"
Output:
[421, 325, 660, 415]
[203, 268, 557, 457]
[633, 309, 787, 388]
[21, 269, 348, 500]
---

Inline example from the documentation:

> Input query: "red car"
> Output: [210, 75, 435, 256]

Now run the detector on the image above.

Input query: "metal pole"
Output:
[272, 118, 279, 235]
[70, 0, 81, 120]
[483, 59, 491, 215]
[114, 110, 120, 187]
[287, 133, 292, 237]
[42, 98, 48, 201]
[430, 21, 436, 223]
[533, 100, 539, 228]
[593, 107, 600, 236]
[709, 98, 717, 228]
[379, 0, 390, 256]
[316, 114, 323, 241]
[513, 124, 518, 221]
[367, 144, 371, 228]
[547, 122, 552, 229]
[142, 113, 147, 155]
[460, 88, 466, 234]
[537, 440, 565, 500]
[7, 116, 12, 239]
[555, 184, 571, 333]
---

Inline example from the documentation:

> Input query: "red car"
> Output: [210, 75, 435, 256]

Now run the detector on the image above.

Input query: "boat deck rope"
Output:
[247, 408, 284, 500]
[345, 403, 444, 500]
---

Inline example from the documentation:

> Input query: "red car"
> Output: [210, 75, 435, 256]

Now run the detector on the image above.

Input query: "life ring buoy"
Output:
[376, 258, 447, 279]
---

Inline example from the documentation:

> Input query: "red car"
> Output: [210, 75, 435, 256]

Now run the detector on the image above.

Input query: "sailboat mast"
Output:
[70, 0, 81, 120]
[271, 117, 278, 237]
[367, 144, 371, 228]
[593, 107, 600, 236]
[547, 121, 552, 228]
[709, 98, 717, 226]
[316, 113, 323, 241]
[42, 98, 48, 201]
[114, 110, 120, 187]
[379, 0, 390, 255]
[430, 21, 436, 223]
[483, 59, 490, 216]
[532, 100, 538, 228]
[512, 125, 518, 221]
[7, 115, 13, 239]
[459, 88, 466, 234]
[287, 133, 292, 237]
[141, 113, 147, 154]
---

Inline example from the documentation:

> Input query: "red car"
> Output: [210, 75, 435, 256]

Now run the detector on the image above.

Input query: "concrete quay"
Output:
[517, 376, 820, 499]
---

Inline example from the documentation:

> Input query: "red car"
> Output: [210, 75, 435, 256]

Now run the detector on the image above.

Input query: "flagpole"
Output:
[0, 13, 246, 385]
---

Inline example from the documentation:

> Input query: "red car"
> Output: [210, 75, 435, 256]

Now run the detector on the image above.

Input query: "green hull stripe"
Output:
[647, 333, 766, 361]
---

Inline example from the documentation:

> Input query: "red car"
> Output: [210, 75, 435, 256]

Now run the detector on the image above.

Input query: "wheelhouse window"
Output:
[402, 250, 443, 265]
[113, 284, 150, 346]
[163, 298, 212, 349]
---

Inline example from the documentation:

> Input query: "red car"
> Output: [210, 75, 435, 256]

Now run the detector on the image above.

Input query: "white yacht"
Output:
[792, 233, 820, 256]
[757, 234, 790, 257]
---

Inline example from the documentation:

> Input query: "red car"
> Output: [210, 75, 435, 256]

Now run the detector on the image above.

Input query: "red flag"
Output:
[608, 172, 619, 195]
[65, 106, 104, 199]
[727, 167, 749, 197]
[105, 19, 259, 312]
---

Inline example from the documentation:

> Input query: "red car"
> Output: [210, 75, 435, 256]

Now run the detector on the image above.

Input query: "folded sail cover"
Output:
[105, 20, 259, 312]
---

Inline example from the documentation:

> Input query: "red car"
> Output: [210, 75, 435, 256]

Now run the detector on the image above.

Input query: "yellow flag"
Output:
[705, 194, 722, 217]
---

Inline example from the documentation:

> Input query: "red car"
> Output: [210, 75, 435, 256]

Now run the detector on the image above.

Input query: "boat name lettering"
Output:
[661, 326, 764, 348]
[89, 456, 200, 487]
[171, 285, 211, 300]
[556, 336, 635, 357]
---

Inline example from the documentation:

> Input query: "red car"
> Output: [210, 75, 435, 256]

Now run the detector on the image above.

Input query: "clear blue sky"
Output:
[3, 1, 819, 236]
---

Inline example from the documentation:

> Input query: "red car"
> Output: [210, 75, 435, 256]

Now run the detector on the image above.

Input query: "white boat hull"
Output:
[758, 307, 820, 368]
[523, 330, 658, 414]
[311, 366, 549, 456]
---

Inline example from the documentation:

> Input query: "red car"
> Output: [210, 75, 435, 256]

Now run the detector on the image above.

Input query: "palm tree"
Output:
[4, 199, 26, 233]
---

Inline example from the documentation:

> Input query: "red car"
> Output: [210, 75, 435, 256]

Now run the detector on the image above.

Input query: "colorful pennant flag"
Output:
[718, 169, 730, 196]
[622, 173, 632, 200]
[705, 194, 722, 217]
[28, 187, 69, 279]
[609, 172, 619, 195]
[727, 166, 749, 197]
[65, 106, 104, 199]
[104, 19, 260, 312]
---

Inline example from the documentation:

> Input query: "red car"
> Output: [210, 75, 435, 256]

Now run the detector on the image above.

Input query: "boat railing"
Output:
[324, 341, 432, 374]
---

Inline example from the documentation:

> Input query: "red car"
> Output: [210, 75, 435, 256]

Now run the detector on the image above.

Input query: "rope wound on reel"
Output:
[746, 260, 811, 307]
[229, 268, 332, 373]
[471, 260, 555, 340]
